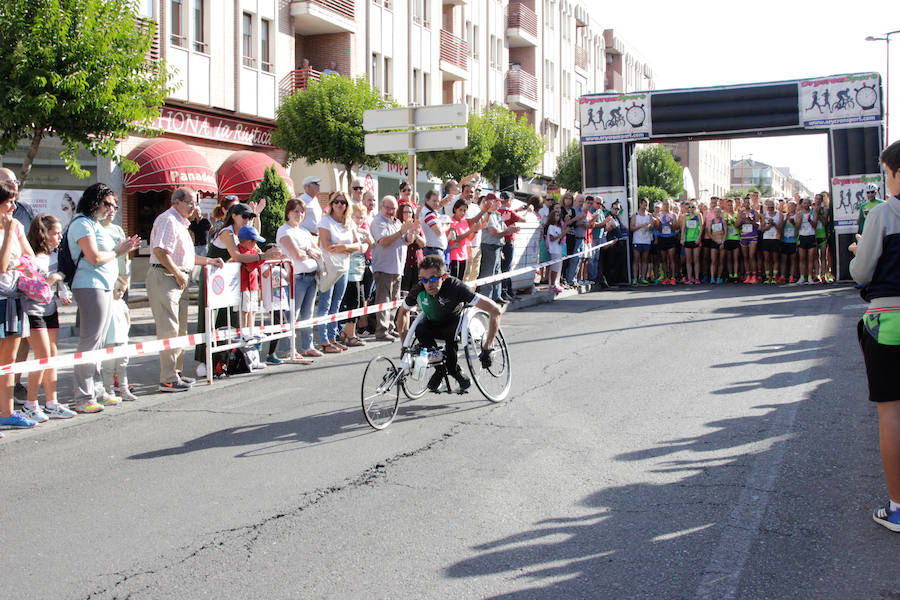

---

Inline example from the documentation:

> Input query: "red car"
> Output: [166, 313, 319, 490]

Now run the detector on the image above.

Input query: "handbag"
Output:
[15, 254, 53, 304]
[316, 250, 347, 292]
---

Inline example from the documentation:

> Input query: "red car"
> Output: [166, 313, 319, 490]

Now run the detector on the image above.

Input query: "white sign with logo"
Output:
[584, 186, 629, 223]
[205, 263, 241, 309]
[799, 73, 882, 129]
[831, 173, 884, 234]
[579, 93, 651, 144]
[17, 189, 81, 228]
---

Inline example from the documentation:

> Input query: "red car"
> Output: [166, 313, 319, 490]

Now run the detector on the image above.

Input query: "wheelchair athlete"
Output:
[396, 255, 502, 393]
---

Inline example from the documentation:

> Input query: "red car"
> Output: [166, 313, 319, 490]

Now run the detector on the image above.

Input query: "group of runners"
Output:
[629, 189, 845, 286]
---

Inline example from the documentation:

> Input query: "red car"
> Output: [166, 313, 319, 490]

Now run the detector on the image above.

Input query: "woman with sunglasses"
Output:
[68, 183, 140, 412]
[317, 191, 363, 353]
[194, 202, 282, 369]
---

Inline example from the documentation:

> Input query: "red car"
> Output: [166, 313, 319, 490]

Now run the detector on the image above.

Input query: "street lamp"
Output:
[866, 30, 900, 146]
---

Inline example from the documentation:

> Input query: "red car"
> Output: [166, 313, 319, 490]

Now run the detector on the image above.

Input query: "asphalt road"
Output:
[2, 284, 897, 599]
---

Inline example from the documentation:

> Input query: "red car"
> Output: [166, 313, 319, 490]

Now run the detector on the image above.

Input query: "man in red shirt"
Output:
[498, 192, 528, 302]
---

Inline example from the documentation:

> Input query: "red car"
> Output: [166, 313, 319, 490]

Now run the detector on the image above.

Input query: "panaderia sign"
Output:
[152, 106, 276, 149]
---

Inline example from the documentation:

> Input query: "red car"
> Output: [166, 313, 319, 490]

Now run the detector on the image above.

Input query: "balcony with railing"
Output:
[291, 0, 355, 35]
[506, 68, 538, 110]
[574, 45, 588, 72]
[506, 2, 538, 47]
[279, 66, 323, 102]
[439, 29, 469, 80]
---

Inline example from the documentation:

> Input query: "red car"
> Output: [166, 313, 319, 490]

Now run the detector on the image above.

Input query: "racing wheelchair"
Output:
[360, 307, 511, 430]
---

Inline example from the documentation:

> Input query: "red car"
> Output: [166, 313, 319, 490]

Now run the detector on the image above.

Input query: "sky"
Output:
[593, 0, 898, 192]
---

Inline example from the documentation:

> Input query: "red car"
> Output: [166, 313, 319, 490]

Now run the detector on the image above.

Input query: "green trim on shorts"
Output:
[864, 312, 900, 346]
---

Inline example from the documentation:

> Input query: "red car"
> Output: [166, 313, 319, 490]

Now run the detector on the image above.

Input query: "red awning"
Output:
[216, 150, 295, 201]
[123, 139, 218, 195]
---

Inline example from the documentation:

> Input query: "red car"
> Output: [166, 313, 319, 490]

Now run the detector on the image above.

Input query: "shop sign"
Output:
[152, 106, 276, 149]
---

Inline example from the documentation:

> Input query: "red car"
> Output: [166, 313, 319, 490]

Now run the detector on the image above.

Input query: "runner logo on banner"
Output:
[579, 93, 651, 144]
[831, 174, 884, 234]
[800, 73, 882, 129]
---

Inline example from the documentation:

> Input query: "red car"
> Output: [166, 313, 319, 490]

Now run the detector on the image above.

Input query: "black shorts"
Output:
[724, 239, 741, 251]
[27, 312, 59, 330]
[760, 239, 779, 253]
[780, 242, 797, 255]
[657, 236, 677, 251]
[683, 240, 699, 249]
[701, 238, 717, 249]
[798, 235, 817, 250]
[858, 320, 900, 402]
[649, 242, 660, 256]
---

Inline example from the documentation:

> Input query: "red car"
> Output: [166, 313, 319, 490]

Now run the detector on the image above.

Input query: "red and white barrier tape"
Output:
[0, 240, 614, 376]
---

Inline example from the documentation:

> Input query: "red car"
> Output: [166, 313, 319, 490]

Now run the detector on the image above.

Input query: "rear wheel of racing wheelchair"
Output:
[361, 355, 401, 429]
[463, 310, 511, 402]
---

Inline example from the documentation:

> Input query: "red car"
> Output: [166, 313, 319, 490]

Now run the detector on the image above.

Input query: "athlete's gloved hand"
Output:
[479, 348, 494, 369]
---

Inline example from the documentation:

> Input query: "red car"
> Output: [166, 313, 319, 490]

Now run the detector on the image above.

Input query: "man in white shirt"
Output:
[147, 187, 224, 392]
[420, 190, 449, 258]
[299, 175, 323, 235]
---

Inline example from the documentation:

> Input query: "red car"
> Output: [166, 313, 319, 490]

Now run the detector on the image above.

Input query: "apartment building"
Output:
[0, 0, 656, 235]
[282, 0, 655, 197]
[664, 140, 733, 201]
[730, 158, 813, 198]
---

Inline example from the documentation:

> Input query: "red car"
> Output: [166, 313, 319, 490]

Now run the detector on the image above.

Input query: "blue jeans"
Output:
[278, 272, 318, 353]
[317, 273, 347, 344]
[477, 244, 502, 300]
[587, 238, 603, 281]
[565, 237, 585, 283]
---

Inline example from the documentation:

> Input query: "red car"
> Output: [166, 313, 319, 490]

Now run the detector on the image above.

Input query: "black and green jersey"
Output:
[403, 276, 478, 323]
[859, 199, 884, 234]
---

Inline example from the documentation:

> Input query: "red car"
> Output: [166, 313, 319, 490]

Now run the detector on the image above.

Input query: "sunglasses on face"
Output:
[332, 199, 348, 205]
[419, 275, 442, 284]
[352, 186, 364, 190]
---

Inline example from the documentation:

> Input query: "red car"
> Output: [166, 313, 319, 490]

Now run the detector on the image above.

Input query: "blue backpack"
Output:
[58, 215, 87, 287]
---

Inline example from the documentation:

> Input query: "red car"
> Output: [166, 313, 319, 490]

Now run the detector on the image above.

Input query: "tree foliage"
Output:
[273, 75, 404, 191]
[481, 106, 544, 185]
[418, 111, 493, 181]
[637, 185, 668, 206]
[0, 0, 172, 186]
[636, 144, 684, 198]
[554, 140, 582, 192]
[249, 166, 292, 245]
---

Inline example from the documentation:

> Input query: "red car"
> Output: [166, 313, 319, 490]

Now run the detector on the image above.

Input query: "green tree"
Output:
[249, 166, 292, 245]
[637, 185, 668, 206]
[481, 105, 544, 185]
[418, 111, 492, 181]
[554, 140, 582, 192]
[636, 144, 684, 198]
[273, 75, 403, 191]
[0, 0, 172, 187]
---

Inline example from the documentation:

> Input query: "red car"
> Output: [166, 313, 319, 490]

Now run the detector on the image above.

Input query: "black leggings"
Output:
[449, 259, 467, 281]
[415, 317, 460, 374]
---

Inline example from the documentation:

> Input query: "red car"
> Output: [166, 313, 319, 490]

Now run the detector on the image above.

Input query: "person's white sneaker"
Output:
[43, 403, 76, 419]
[22, 404, 49, 423]
[117, 385, 138, 402]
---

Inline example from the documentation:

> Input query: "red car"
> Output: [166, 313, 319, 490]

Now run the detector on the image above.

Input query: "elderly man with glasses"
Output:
[349, 178, 366, 205]
[147, 187, 225, 392]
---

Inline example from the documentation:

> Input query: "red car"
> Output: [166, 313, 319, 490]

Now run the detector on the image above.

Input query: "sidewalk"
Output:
[6, 280, 599, 442]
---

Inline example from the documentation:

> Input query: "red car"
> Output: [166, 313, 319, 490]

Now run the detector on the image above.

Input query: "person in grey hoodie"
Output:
[849, 139, 900, 532]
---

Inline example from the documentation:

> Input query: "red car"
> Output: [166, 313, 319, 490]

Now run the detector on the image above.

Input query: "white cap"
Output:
[303, 175, 321, 187]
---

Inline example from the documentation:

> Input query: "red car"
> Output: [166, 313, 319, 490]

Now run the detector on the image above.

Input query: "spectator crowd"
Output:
[0, 166, 867, 438]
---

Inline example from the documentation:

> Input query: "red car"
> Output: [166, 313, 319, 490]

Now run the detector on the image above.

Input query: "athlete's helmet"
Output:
[865, 183, 879, 192]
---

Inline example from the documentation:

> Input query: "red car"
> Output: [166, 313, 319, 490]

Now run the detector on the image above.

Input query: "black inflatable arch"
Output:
[579, 73, 885, 280]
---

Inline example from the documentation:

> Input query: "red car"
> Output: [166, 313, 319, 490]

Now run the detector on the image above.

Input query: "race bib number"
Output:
[728, 226, 737, 236]
[741, 223, 754, 234]
[711, 223, 723, 233]
[763, 226, 778, 240]
[800, 223, 814, 236]
[687, 220, 697, 229]
[662, 226, 671, 235]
